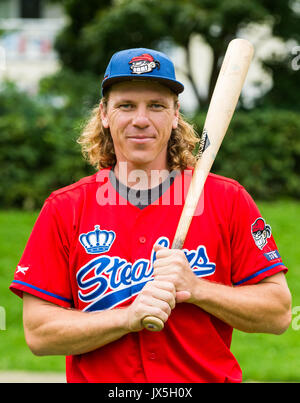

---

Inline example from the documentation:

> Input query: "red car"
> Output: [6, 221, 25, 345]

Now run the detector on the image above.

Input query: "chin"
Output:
[129, 158, 153, 168]
[126, 153, 155, 167]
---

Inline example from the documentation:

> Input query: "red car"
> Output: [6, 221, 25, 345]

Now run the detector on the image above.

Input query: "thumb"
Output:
[153, 242, 168, 252]
[176, 290, 191, 303]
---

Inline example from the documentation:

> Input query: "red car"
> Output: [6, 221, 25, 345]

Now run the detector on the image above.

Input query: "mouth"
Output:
[126, 135, 156, 143]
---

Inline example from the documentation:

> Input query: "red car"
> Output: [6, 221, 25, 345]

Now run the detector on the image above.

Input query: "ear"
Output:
[99, 101, 109, 129]
[172, 102, 180, 130]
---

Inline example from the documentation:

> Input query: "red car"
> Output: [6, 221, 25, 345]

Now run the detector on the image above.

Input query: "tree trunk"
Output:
[185, 42, 206, 109]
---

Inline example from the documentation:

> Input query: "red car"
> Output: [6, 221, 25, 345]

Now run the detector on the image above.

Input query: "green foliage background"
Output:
[0, 0, 299, 382]
[194, 109, 300, 200]
[0, 80, 95, 210]
[1, 0, 299, 209]
[0, 79, 299, 210]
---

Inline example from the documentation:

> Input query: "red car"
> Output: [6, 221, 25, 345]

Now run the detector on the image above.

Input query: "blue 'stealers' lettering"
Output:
[76, 237, 216, 311]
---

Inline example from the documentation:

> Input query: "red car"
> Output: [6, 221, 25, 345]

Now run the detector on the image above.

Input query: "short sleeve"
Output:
[230, 186, 287, 286]
[9, 197, 73, 307]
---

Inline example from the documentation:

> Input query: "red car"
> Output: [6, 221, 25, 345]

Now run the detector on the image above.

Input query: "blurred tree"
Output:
[50, 0, 300, 109]
[259, 52, 300, 111]
[256, 0, 300, 110]
[0, 81, 94, 210]
[49, 0, 113, 71]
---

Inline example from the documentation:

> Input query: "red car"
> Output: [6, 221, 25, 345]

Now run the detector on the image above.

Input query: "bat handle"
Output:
[142, 315, 164, 332]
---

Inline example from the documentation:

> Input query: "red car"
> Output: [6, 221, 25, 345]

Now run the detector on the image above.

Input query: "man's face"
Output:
[100, 81, 179, 170]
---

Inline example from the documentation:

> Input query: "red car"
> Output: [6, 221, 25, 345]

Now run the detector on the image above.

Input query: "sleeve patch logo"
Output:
[16, 265, 29, 275]
[264, 250, 281, 261]
[251, 217, 272, 250]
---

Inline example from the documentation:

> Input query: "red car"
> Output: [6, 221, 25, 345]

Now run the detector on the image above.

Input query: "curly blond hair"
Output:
[77, 95, 199, 171]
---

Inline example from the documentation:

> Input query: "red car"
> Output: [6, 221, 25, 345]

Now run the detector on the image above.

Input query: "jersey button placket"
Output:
[134, 211, 166, 381]
[140, 331, 168, 382]
[139, 236, 146, 244]
[149, 352, 156, 360]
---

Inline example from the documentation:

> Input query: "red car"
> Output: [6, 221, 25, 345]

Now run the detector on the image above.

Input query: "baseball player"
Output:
[10, 48, 291, 383]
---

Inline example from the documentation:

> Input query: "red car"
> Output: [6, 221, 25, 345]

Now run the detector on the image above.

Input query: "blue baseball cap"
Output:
[101, 48, 184, 96]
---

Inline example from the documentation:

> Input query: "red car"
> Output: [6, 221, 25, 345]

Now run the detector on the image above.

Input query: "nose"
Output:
[132, 105, 150, 128]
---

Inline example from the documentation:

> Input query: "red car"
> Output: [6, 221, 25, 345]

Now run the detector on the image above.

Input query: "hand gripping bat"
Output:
[142, 38, 254, 332]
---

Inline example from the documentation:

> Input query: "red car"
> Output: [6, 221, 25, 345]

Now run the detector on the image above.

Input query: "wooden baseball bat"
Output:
[143, 38, 254, 332]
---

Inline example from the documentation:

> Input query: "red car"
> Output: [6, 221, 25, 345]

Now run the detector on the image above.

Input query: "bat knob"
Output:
[142, 316, 164, 332]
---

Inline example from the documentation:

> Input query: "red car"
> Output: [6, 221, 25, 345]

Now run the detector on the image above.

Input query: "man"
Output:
[10, 48, 291, 383]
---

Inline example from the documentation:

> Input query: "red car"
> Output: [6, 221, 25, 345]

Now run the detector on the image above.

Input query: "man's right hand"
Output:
[126, 280, 176, 332]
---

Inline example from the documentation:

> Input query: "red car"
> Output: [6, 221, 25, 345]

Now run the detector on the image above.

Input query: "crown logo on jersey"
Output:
[79, 225, 116, 254]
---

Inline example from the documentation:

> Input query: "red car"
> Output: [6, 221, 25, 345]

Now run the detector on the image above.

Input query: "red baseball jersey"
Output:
[10, 168, 287, 382]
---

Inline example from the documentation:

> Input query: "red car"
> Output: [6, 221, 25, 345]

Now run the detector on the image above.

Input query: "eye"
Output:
[119, 103, 134, 110]
[150, 103, 165, 110]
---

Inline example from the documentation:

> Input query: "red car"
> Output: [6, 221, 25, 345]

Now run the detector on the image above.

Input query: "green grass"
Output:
[0, 210, 65, 372]
[0, 201, 299, 380]
[230, 200, 300, 382]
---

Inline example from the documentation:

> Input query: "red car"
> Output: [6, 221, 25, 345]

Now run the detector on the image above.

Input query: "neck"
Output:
[114, 161, 170, 190]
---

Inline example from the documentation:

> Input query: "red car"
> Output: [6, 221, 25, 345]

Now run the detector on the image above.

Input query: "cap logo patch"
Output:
[129, 53, 160, 74]
[251, 217, 272, 250]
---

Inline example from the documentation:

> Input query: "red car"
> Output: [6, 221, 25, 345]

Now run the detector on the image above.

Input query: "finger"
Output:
[153, 243, 175, 261]
[152, 299, 172, 316]
[153, 263, 182, 279]
[140, 295, 172, 320]
[143, 281, 176, 308]
[153, 267, 177, 281]
[153, 274, 182, 293]
[153, 255, 175, 268]
[154, 248, 173, 259]
[176, 290, 191, 303]
[153, 243, 168, 252]
[150, 288, 176, 310]
[155, 248, 187, 263]
[153, 272, 177, 283]
[146, 280, 176, 295]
